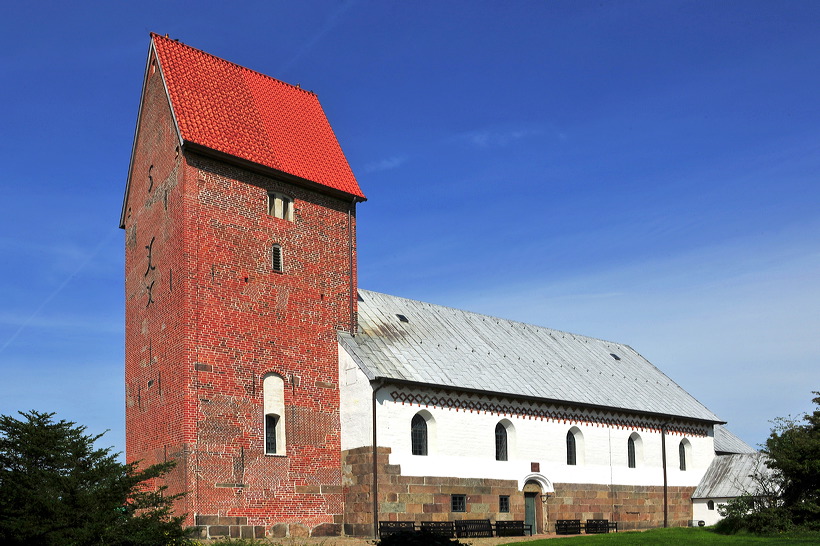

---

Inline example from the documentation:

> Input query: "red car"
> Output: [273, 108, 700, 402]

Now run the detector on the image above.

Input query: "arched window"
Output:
[271, 244, 283, 273]
[411, 414, 428, 456]
[627, 432, 643, 468]
[263, 374, 286, 455]
[707, 500, 715, 510]
[566, 427, 584, 466]
[566, 430, 576, 465]
[679, 438, 692, 471]
[495, 422, 508, 461]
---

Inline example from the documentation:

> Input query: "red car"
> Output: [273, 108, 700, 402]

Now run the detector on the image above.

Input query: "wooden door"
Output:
[525, 492, 537, 533]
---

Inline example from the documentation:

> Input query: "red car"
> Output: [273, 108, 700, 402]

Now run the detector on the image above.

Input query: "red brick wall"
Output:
[124, 50, 191, 510]
[125, 51, 358, 534]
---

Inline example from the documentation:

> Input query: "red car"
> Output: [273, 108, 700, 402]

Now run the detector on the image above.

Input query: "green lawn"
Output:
[501, 527, 820, 545]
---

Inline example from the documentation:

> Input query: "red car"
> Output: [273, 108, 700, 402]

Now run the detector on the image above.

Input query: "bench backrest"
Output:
[556, 519, 582, 534]
[419, 521, 456, 537]
[378, 521, 416, 536]
[455, 519, 494, 538]
[494, 520, 530, 537]
[585, 519, 610, 533]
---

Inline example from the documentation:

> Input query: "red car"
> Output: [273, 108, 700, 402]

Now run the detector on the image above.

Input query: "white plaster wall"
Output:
[693, 498, 728, 526]
[373, 386, 715, 489]
[338, 344, 374, 451]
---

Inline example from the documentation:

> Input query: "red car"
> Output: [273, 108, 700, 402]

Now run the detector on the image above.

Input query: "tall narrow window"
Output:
[628, 437, 636, 468]
[268, 192, 293, 221]
[679, 441, 687, 471]
[411, 414, 428, 456]
[271, 244, 283, 273]
[263, 374, 286, 455]
[707, 500, 715, 511]
[495, 422, 508, 461]
[265, 414, 278, 454]
[566, 430, 576, 465]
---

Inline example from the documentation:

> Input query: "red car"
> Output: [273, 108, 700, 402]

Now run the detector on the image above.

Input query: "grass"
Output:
[501, 527, 820, 545]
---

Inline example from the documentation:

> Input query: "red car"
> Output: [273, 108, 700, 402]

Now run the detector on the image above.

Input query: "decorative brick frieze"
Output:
[389, 388, 708, 437]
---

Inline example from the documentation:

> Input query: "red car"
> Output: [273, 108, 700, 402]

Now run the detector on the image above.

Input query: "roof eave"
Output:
[369, 375, 725, 426]
[183, 141, 367, 202]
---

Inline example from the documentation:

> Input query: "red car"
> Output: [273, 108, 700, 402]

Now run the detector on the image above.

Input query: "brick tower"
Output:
[120, 34, 365, 538]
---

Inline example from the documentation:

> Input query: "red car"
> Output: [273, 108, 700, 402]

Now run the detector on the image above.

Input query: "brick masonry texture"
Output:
[550, 483, 696, 530]
[124, 47, 357, 535]
[342, 447, 695, 535]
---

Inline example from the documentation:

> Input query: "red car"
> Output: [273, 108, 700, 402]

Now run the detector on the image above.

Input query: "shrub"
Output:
[0, 410, 193, 546]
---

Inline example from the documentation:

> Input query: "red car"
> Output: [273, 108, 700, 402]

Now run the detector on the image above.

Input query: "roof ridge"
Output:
[150, 32, 317, 97]
[357, 288, 629, 348]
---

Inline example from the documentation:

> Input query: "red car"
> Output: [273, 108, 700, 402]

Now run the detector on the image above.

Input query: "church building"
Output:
[121, 34, 752, 539]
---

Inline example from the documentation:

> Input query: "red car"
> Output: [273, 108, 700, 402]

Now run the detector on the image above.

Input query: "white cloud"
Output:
[363, 155, 408, 173]
[457, 126, 543, 148]
[0, 311, 121, 334]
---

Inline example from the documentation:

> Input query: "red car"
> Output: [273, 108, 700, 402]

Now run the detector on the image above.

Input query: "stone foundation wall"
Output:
[549, 483, 696, 530]
[343, 447, 525, 536]
[343, 446, 696, 535]
[191, 514, 342, 540]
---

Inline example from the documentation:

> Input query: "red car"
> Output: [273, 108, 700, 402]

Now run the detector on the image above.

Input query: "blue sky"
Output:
[1, 1, 818, 456]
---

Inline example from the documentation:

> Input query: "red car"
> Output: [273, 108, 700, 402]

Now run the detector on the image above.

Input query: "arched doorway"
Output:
[520, 473, 553, 535]
[523, 482, 541, 535]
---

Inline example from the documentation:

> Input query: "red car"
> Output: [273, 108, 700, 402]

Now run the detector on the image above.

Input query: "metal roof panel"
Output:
[340, 290, 721, 422]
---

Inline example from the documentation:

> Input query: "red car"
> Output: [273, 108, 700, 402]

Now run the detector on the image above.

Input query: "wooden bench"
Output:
[609, 521, 618, 532]
[494, 520, 532, 536]
[455, 519, 494, 538]
[585, 519, 610, 534]
[378, 520, 416, 537]
[419, 521, 456, 537]
[555, 519, 582, 535]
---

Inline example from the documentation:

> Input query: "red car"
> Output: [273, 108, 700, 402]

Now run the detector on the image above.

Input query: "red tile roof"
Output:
[151, 33, 364, 199]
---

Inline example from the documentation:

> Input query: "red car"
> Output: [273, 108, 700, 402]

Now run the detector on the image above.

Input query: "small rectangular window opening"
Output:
[499, 495, 510, 513]
[451, 494, 466, 512]
[396, 314, 409, 323]
[268, 192, 293, 221]
[272, 244, 283, 273]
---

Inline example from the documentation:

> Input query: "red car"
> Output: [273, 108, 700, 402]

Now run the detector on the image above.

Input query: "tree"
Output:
[0, 410, 192, 546]
[716, 392, 820, 534]
[762, 392, 820, 528]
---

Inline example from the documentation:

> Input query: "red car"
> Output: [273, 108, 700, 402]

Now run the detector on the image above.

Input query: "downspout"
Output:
[661, 423, 668, 528]
[348, 199, 356, 336]
[371, 381, 385, 539]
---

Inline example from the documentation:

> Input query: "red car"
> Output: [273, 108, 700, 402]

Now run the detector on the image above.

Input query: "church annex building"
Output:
[121, 34, 755, 539]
